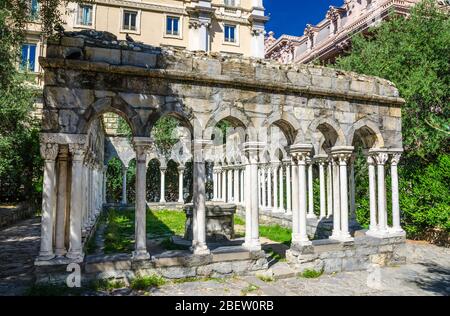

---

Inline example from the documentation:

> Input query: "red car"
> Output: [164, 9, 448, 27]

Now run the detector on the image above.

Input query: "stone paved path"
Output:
[0, 217, 448, 296]
[0, 217, 41, 296]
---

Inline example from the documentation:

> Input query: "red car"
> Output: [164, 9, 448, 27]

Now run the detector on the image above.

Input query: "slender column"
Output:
[291, 157, 300, 241]
[327, 160, 333, 218]
[272, 163, 279, 212]
[297, 152, 311, 245]
[367, 156, 378, 233]
[212, 167, 218, 201]
[102, 165, 107, 204]
[374, 152, 389, 235]
[307, 159, 316, 219]
[240, 168, 245, 204]
[55, 146, 68, 256]
[66, 143, 85, 261]
[38, 142, 59, 260]
[261, 166, 266, 209]
[191, 139, 210, 255]
[81, 162, 87, 231]
[391, 153, 404, 234]
[222, 167, 227, 202]
[132, 138, 152, 260]
[258, 167, 263, 207]
[337, 150, 353, 240]
[267, 166, 272, 210]
[121, 165, 127, 205]
[349, 157, 356, 220]
[331, 156, 341, 239]
[279, 163, 284, 212]
[178, 166, 185, 203]
[286, 162, 292, 214]
[243, 143, 261, 251]
[244, 162, 252, 247]
[316, 156, 327, 220]
[160, 166, 167, 203]
[226, 168, 232, 202]
[234, 167, 240, 204]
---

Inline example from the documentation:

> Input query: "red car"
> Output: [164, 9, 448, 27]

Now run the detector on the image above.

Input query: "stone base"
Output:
[286, 233, 407, 274]
[34, 246, 268, 285]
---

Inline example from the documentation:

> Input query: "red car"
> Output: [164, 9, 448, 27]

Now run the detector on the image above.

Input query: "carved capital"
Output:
[294, 152, 310, 165]
[40, 143, 59, 161]
[390, 153, 402, 166]
[373, 152, 389, 166]
[367, 155, 376, 166]
[68, 143, 86, 162]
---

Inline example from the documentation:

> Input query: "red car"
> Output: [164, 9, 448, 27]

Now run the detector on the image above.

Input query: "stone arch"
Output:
[203, 106, 256, 142]
[146, 107, 195, 140]
[347, 118, 385, 149]
[79, 96, 143, 136]
[266, 112, 301, 145]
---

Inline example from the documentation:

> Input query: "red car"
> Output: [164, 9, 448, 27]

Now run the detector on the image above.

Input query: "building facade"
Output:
[265, 0, 448, 64]
[22, 0, 268, 84]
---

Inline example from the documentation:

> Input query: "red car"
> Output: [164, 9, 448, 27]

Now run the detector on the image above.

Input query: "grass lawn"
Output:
[234, 216, 292, 246]
[101, 209, 186, 254]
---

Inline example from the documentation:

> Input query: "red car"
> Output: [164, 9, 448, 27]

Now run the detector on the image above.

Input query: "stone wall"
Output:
[287, 235, 407, 274]
[0, 203, 36, 228]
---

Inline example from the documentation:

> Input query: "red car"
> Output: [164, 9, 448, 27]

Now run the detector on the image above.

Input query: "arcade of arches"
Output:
[36, 33, 406, 266]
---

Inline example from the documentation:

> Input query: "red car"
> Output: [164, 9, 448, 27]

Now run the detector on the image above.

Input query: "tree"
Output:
[334, 0, 450, 241]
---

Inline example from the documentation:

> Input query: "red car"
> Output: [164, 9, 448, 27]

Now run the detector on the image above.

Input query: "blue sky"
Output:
[265, 0, 344, 37]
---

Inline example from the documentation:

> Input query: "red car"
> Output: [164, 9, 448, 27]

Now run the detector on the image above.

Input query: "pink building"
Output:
[265, 0, 426, 64]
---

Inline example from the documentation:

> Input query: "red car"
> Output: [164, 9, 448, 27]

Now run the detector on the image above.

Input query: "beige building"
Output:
[22, 0, 268, 83]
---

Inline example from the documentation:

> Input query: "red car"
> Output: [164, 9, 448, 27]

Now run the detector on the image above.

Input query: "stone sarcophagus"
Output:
[184, 203, 237, 242]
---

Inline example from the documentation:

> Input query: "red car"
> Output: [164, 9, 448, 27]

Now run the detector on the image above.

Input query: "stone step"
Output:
[271, 262, 297, 280]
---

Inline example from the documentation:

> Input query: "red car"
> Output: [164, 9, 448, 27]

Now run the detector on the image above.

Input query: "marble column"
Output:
[349, 157, 356, 220]
[296, 152, 311, 245]
[272, 162, 279, 213]
[121, 164, 127, 205]
[291, 158, 299, 239]
[227, 168, 233, 202]
[221, 166, 226, 202]
[307, 158, 316, 219]
[67, 143, 85, 261]
[160, 166, 167, 203]
[336, 148, 353, 241]
[374, 151, 389, 235]
[367, 156, 378, 234]
[240, 168, 245, 205]
[102, 165, 107, 204]
[38, 142, 59, 260]
[132, 138, 152, 260]
[55, 146, 68, 256]
[279, 163, 285, 213]
[286, 161, 292, 214]
[244, 160, 252, 248]
[391, 153, 404, 234]
[331, 156, 341, 239]
[267, 166, 272, 210]
[315, 155, 327, 220]
[258, 167, 263, 208]
[327, 159, 333, 218]
[178, 166, 185, 203]
[191, 139, 210, 255]
[261, 166, 267, 209]
[243, 143, 261, 251]
[212, 167, 218, 201]
[234, 167, 240, 204]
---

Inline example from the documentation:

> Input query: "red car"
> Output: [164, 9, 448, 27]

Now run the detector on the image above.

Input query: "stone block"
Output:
[323, 258, 343, 274]
[158, 266, 197, 279]
[85, 47, 121, 65]
[342, 257, 368, 272]
[61, 37, 85, 48]
[85, 260, 131, 273]
[312, 75, 332, 90]
[121, 51, 157, 68]
[193, 59, 221, 76]
[286, 71, 311, 86]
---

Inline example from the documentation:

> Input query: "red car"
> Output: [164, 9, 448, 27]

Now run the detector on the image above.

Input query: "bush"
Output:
[130, 275, 166, 290]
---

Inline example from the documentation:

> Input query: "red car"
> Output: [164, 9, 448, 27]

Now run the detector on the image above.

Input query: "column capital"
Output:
[390, 153, 402, 166]
[178, 165, 186, 172]
[369, 149, 389, 166]
[331, 146, 354, 165]
[40, 142, 59, 161]
[68, 143, 86, 161]
[132, 137, 152, 163]
[314, 154, 328, 165]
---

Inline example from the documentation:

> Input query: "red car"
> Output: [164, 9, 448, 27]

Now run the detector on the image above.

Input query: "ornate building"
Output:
[265, 0, 447, 64]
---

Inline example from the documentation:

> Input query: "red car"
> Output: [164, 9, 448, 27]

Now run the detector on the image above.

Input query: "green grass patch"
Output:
[299, 269, 324, 279]
[266, 248, 286, 262]
[130, 275, 166, 290]
[147, 210, 185, 237]
[259, 225, 292, 246]
[89, 279, 126, 292]
[257, 275, 275, 283]
[234, 215, 245, 226]
[241, 284, 260, 296]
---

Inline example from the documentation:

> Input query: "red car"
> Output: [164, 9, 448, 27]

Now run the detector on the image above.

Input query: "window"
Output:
[224, 0, 236, 6]
[123, 10, 137, 31]
[20, 44, 37, 72]
[29, 0, 39, 20]
[224, 24, 236, 43]
[77, 5, 93, 26]
[166, 16, 180, 36]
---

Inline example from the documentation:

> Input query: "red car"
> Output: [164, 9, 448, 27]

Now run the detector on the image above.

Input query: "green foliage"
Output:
[90, 279, 126, 292]
[234, 215, 245, 226]
[333, 0, 450, 240]
[152, 116, 180, 155]
[130, 275, 166, 290]
[299, 269, 324, 279]
[241, 284, 260, 296]
[257, 275, 275, 283]
[335, 0, 449, 159]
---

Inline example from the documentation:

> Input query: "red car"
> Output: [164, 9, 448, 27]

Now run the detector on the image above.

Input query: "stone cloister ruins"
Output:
[36, 32, 407, 280]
